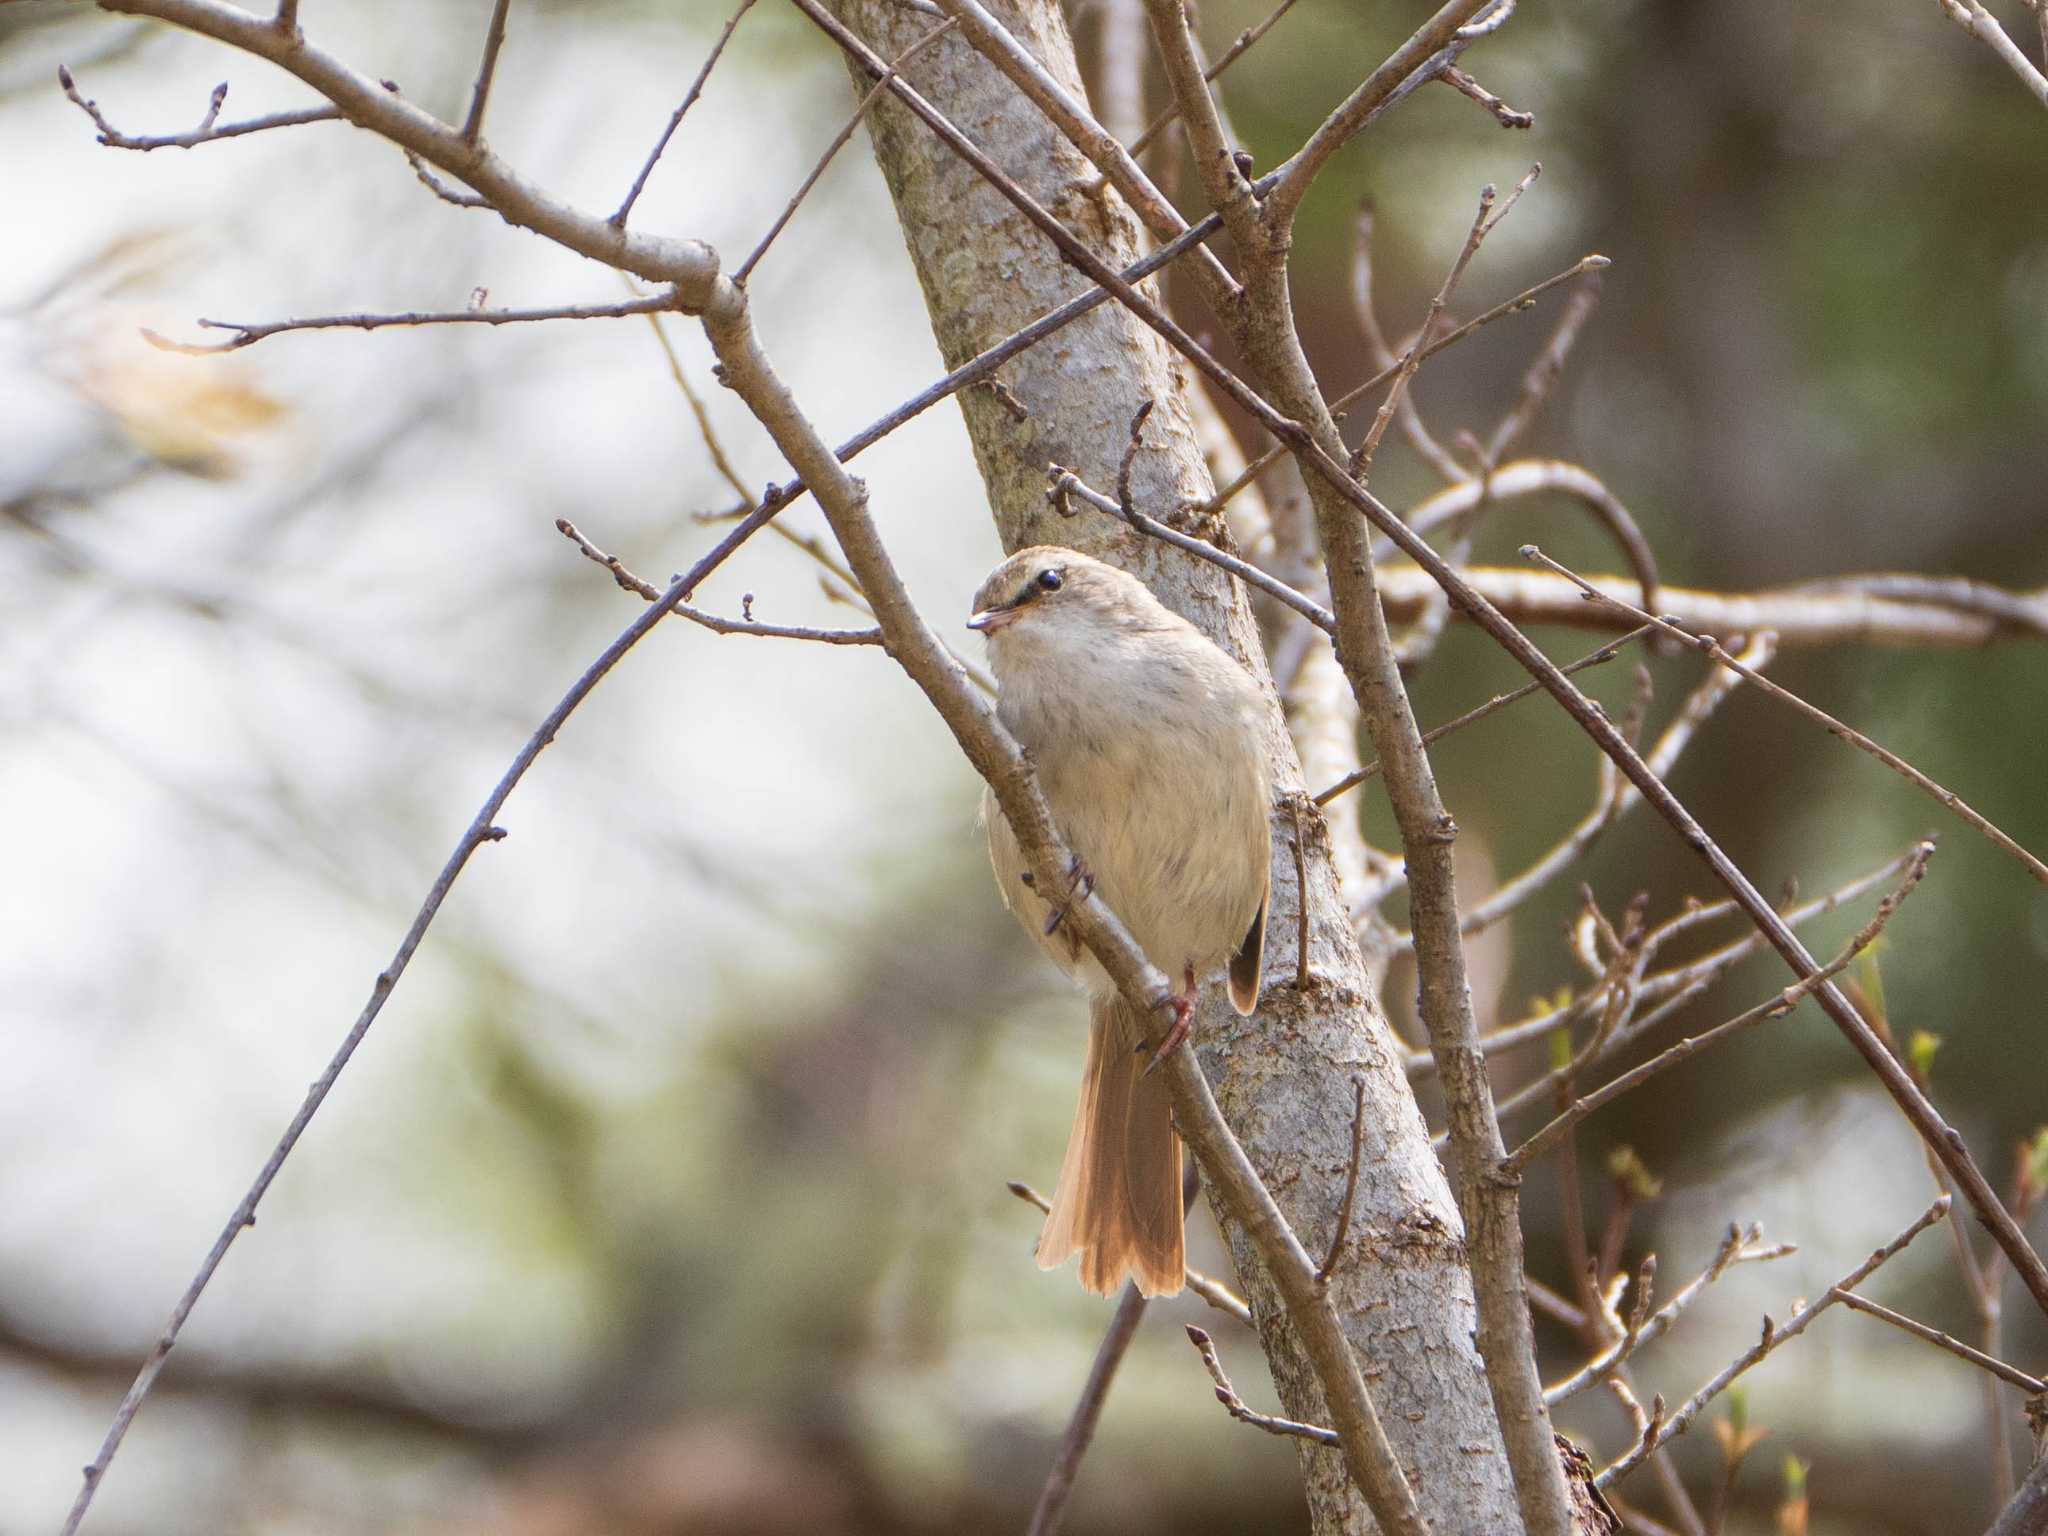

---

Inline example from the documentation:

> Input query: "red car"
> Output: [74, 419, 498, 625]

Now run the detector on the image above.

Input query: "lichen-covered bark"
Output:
[823, 5, 1523, 1528]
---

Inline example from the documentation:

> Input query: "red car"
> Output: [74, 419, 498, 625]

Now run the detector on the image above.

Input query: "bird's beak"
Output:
[967, 605, 1015, 633]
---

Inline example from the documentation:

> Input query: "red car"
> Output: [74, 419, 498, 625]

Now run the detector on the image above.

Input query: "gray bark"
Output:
[825, 4, 1524, 1528]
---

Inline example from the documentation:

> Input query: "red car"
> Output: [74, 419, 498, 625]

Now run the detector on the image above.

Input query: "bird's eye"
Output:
[1036, 568, 1064, 593]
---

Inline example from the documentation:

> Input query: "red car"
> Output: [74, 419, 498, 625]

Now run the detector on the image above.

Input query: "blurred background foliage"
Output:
[1, 0, 2043, 1532]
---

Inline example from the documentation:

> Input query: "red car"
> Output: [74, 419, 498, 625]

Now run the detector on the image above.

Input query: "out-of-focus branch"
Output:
[1527, 546, 2048, 886]
[57, 66, 341, 148]
[1026, 1284, 1149, 1536]
[1372, 562, 2048, 648]
[1937, 0, 2048, 107]
[1834, 1290, 2047, 1394]
[56, 493, 797, 1536]
[1315, 626, 1650, 806]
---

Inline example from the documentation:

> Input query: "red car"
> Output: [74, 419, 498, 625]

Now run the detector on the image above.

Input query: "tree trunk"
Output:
[824, 5, 1524, 1528]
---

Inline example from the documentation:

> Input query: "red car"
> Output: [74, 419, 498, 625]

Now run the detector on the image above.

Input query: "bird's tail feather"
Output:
[1035, 995, 1184, 1297]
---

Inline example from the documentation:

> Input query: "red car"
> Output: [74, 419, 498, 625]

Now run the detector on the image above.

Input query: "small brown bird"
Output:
[970, 547, 1272, 1296]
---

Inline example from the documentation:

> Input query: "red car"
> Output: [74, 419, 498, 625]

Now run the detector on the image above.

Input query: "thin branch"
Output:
[1026, 1284, 1149, 1536]
[1350, 201, 1466, 482]
[1440, 64, 1532, 128]
[609, 0, 761, 226]
[404, 149, 489, 207]
[1126, 0, 1302, 158]
[57, 66, 341, 148]
[459, 0, 513, 142]
[1525, 546, 2048, 887]
[1315, 626, 1651, 805]
[1351, 180, 1503, 484]
[735, 17, 959, 284]
[1544, 1225, 1797, 1405]
[1202, 255, 1612, 515]
[1264, 0, 1497, 226]
[1316, 1078, 1367, 1286]
[1046, 465, 1336, 635]
[1185, 1325, 1340, 1446]
[554, 519, 884, 645]
[57, 503, 790, 1536]
[1388, 635, 1760, 953]
[1596, 1196, 1952, 1489]
[1834, 1290, 2047, 1394]
[140, 291, 685, 353]
[1937, 0, 2048, 107]
[1506, 840, 1936, 1174]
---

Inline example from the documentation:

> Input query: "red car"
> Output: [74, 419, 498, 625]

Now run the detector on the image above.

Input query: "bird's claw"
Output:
[1141, 966, 1199, 1076]
[1041, 854, 1095, 935]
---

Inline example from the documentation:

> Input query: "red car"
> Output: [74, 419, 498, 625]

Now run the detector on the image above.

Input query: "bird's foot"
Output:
[1142, 965, 1199, 1076]
[1041, 853, 1095, 936]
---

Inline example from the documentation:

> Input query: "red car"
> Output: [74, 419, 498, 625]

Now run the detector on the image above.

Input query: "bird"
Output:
[969, 546, 1272, 1297]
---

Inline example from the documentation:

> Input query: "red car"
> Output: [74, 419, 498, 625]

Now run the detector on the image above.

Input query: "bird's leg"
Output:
[1041, 852, 1094, 935]
[1143, 964, 1199, 1074]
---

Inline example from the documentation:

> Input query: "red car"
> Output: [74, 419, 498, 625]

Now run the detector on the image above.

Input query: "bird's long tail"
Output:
[1035, 994, 1184, 1297]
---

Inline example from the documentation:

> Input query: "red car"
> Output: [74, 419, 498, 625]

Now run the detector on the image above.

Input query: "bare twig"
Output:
[1596, 1196, 1952, 1488]
[1125, 0, 1302, 157]
[1201, 255, 1613, 516]
[1185, 1325, 1340, 1445]
[404, 149, 488, 207]
[1526, 546, 2048, 887]
[1351, 180, 1505, 484]
[459, 0, 513, 141]
[1316, 1078, 1367, 1286]
[1315, 626, 1651, 805]
[1264, 0, 1498, 225]
[1505, 841, 1937, 1173]
[140, 292, 685, 354]
[609, 0, 761, 226]
[1440, 64, 1532, 127]
[555, 519, 884, 645]
[1835, 1290, 2047, 1393]
[1026, 1284, 1149, 1536]
[1544, 1225, 1797, 1405]
[735, 18, 959, 283]
[1046, 465, 1336, 636]
[1937, 0, 2048, 107]
[58, 66, 341, 148]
